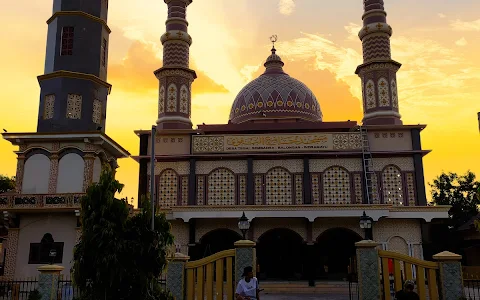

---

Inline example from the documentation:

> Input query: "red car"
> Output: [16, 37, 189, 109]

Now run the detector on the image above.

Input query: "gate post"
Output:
[234, 240, 256, 287]
[433, 251, 464, 300]
[37, 265, 64, 300]
[166, 252, 189, 300]
[355, 240, 381, 300]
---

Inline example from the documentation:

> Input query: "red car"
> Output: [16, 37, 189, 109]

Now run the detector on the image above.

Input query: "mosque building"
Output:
[132, 0, 449, 281]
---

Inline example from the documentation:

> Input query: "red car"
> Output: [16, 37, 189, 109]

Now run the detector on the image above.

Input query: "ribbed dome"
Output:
[229, 48, 323, 124]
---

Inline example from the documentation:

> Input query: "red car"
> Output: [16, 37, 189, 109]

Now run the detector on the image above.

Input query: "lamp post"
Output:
[359, 211, 374, 240]
[49, 249, 57, 265]
[238, 212, 250, 240]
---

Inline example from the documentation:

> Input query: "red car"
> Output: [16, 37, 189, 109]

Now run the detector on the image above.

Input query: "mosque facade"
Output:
[132, 0, 449, 281]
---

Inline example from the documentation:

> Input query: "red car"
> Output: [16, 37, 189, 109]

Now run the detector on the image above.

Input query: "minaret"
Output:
[155, 0, 197, 129]
[37, 0, 111, 132]
[356, 0, 402, 125]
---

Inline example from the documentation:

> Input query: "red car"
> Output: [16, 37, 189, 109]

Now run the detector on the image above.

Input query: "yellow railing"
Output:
[378, 250, 439, 300]
[185, 249, 235, 300]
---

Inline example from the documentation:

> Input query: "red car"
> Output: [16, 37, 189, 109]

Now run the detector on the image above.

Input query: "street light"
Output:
[238, 212, 250, 240]
[359, 211, 374, 240]
[49, 249, 57, 265]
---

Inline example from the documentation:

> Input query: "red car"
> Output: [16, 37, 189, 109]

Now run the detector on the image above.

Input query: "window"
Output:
[61, 27, 75, 56]
[101, 38, 107, 67]
[28, 233, 64, 264]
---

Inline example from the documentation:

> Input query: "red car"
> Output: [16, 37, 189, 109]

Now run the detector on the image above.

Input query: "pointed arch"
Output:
[166, 83, 178, 112]
[158, 169, 179, 207]
[179, 85, 189, 114]
[322, 166, 351, 204]
[265, 167, 292, 205]
[377, 77, 390, 107]
[365, 79, 376, 109]
[207, 168, 236, 205]
[382, 164, 404, 206]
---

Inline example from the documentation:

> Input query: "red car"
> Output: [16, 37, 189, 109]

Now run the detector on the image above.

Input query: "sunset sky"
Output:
[1, 0, 479, 201]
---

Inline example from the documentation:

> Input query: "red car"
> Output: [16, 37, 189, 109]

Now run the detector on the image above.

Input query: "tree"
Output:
[0, 175, 15, 194]
[72, 167, 174, 300]
[430, 171, 480, 228]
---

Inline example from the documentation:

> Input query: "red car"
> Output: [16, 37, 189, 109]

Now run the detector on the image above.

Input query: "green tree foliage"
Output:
[0, 175, 15, 194]
[430, 171, 480, 228]
[72, 167, 174, 300]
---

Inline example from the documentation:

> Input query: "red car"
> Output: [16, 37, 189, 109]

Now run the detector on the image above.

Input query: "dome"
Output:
[229, 47, 323, 124]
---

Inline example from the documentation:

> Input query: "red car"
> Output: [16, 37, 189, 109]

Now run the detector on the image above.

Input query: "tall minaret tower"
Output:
[155, 0, 197, 129]
[37, 0, 111, 132]
[356, 0, 402, 125]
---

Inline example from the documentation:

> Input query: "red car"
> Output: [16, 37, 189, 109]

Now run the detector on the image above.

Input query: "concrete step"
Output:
[259, 281, 357, 295]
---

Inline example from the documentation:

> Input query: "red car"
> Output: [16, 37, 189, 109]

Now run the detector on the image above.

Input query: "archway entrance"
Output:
[191, 229, 242, 261]
[315, 228, 362, 281]
[256, 228, 305, 281]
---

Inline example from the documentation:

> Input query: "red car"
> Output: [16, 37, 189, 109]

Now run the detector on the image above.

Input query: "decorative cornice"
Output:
[154, 67, 197, 80]
[355, 60, 402, 75]
[161, 30, 192, 45]
[46, 11, 111, 34]
[38, 70, 112, 94]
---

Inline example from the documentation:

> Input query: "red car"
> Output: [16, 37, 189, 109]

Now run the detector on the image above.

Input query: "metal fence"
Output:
[464, 279, 480, 300]
[0, 279, 38, 300]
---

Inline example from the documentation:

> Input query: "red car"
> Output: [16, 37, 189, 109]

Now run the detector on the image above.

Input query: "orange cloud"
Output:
[108, 41, 229, 95]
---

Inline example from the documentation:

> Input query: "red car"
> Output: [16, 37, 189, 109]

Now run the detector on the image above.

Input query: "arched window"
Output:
[382, 165, 404, 206]
[158, 169, 178, 208]
[387, 236, 409, 255]
[28, 233, 64, 264]
[365, 80, 376, 109]
[322, 167, 351, 205]
[265, 167, 292, 205]
[378, 78, 390, 107]
[22, 153, 51, 194]
[167, 84, 178, 112]
[207, 168, 235, 205]
[56, 152, 85, 193]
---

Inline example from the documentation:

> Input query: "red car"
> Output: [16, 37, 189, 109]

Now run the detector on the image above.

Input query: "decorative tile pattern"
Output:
[372, 157, 414, 171]
[254, 175, 263, 205]
[322, 167, 351, 204]
[192, 136, 224, 153]
[15, 157, 25, 193]
[197, 176, 205, 205]
[387, 236, 409, 255]
[365, 80, 376, 109]
[66, 94, 82, 119]
[197, 160, 247, 175]
[406, 173, 416, 206]
[235, 247, 255, 287]
[163, 41, 190, 68]
[167, 83, 178, 112]
[356, 247, 381, 300]
[239, 175, 247, 205]
[207, 168, 235, 205]
[295, 174, 303, 204]
[48, 155, 59, 193]
[382, 165, 404, 206]
[311, 174, 320, 204]
[43, 94, 55, 119]
[181, 176, 188, 206]
[391, 79, 398, 108]
[4, 229, 19, 278]
[158, 86, 165, 114]
[309, 158, 363, 172]
[92, 99, 102, 124]
[373, 219, 422, 245]
[370, 173, 380, 204]
[158, 169, 178, 208]
[332, 133, 362, 150]
[152, 161, 190, 175]
[179, 85, 189, 114]
[378, 78, 390, 107]
[438, 261, 464, 300]
[166, 261, 186, 300]
[362, 34, 391, 62]
[265, 168, 292, 205]
[354, 174, 363, 204]
[38, 272, 61, 298]
[253, 159, 303, 173]
[82, 157, 94, 192]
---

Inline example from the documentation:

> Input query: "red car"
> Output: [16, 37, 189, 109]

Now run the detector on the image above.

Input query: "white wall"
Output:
[15, 214, 77, 278]
[22, 154, 50, 194]
[56, 153, 85, 193]
[92, 157, 102, 183]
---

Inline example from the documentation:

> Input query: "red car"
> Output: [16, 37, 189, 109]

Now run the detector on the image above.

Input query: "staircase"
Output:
[260, 281, 355, 295]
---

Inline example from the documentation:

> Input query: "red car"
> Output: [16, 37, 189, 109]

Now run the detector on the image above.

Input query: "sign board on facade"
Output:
[192, 133, 361, 154]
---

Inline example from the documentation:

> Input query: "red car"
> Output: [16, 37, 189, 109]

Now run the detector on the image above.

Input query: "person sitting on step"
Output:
[235, 266, 260, 300]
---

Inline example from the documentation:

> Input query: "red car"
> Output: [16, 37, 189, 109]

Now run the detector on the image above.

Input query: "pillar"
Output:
[234, 240, 256, 287]
[4, 228, 19, 279]
[166, 252, 189, 300]
[433, 251, 464, 300]
[15, 155, 25, 193]
[48, 154, 59, 193]
[356, 240, 381, 300]
[37, 265, 64, 300]
[82, 154, 95, 192]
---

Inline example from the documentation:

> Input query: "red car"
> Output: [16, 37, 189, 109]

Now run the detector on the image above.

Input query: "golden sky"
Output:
[1, 0, 479, 202]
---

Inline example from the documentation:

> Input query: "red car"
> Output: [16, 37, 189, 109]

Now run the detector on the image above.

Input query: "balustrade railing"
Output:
[0, 194, 84, 209]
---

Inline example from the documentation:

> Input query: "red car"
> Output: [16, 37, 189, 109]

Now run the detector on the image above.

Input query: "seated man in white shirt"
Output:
[235, 266, 260, 300]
